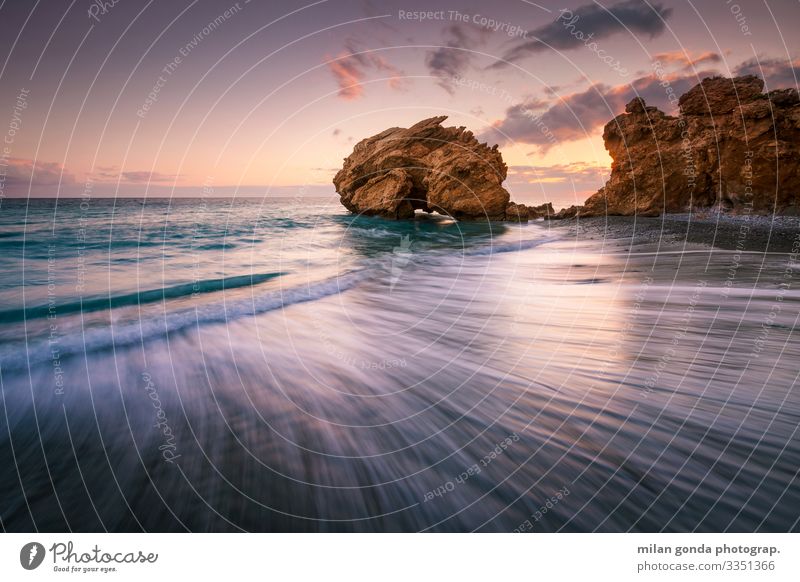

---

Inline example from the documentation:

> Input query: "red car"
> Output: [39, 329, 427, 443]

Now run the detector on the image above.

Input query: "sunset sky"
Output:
[0, 0, 797, 207]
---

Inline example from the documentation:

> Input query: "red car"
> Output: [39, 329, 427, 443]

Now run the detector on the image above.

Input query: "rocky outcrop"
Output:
[528, 202, 556, 219]
[334, 116, 538, 221]
[568, 75, 800, 217]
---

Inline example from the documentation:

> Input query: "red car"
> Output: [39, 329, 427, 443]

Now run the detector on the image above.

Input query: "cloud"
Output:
[326, 55, 365, 100]
[1, 158, 75, 186]
[120, 171, 179, 183]
[734, 56, 800, 89]
[509, 162, 609, 184]
[507, 162, 611, 207]
[653, 50, 722, 71]
[492, 0, 672, 68]
[480, 85, 615, 150]
[91, 166, 180, 183]
[480, 70, 715, 151]
[325, 38, 406, 100]
[426, 25, 488, 94]
[481, 55, 792, 151]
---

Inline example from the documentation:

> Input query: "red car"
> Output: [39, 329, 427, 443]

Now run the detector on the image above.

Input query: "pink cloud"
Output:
[90, 166, 181, 183]
[653, 50, 722, 70]
[1, 158, 75, 186]
[325, 54, 365, 100]
[325, 39, 406, 100]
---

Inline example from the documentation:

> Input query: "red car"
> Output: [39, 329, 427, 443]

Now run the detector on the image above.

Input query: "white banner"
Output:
[1, 533, 797, 581]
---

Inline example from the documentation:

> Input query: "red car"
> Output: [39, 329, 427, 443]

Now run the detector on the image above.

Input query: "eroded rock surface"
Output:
[573, 76, 800, 217]
[334, 116, 536, 221]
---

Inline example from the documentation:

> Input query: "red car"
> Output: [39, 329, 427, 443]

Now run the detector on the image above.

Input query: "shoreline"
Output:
[548, 214, 800, 253]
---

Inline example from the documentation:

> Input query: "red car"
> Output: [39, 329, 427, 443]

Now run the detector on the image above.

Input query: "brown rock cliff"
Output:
[574, 75, 800, 217]
[333, 116, 533, 221]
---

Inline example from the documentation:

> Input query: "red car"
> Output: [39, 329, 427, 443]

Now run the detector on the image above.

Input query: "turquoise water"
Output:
[1, 198, 799, 531]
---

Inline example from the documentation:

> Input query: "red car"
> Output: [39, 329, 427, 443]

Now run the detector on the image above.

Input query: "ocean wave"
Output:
[463, 236, 560, 256]
[0, 272, 285, 324]
[0, 270, 368, 370]
[0, 229, 558, 370]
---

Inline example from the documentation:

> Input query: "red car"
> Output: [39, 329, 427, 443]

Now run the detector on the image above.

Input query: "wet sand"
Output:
[551, 214, 800, 253]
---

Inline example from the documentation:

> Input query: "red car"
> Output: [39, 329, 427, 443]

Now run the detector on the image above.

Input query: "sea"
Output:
[0, 197, 798, 532]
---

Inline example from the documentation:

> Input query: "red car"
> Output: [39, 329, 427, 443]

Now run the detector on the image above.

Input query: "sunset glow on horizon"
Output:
[1, 0, 797, 207]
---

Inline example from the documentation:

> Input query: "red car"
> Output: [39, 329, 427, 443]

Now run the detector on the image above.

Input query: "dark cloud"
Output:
[426, 25, 488, 94]
[2, 158, 75, 186]
[492, 0, 672, 68]
[480, 70, 714, 151]
[734, 56, 799, 89]
[480, 54, 795, 151]
[479, 84, 614, 150]
[326, 38, 406, 100]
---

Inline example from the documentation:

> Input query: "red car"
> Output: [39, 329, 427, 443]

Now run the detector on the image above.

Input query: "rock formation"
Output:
[334, 76, 799, 222]
[333, 116, 536, 221]
[562, 75, 800, 218]
[528, 202, 556, 219]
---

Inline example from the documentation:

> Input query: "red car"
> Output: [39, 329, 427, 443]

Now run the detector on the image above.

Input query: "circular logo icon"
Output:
[20, 542, 46, 570]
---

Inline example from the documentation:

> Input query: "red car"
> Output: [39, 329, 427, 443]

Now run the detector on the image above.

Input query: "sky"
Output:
[0, 0, 797, 208]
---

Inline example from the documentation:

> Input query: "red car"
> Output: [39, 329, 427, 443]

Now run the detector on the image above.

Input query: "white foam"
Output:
[0, 270, 369, 370]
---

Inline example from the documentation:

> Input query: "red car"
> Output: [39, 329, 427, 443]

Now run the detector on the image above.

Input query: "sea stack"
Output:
[333, 116, 542, 221]
[559, 75, 800, 218]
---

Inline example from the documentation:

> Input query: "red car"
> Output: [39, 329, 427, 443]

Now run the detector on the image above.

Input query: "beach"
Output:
[552, 214, 800, 253]
[0, 198, 798, 532]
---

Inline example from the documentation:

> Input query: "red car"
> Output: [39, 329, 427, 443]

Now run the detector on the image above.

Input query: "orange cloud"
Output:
[325, 39, 406, 100]
[325, 54, 365, 100]
[509, 162, 609, 185]
[652, 50, 722, 70]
